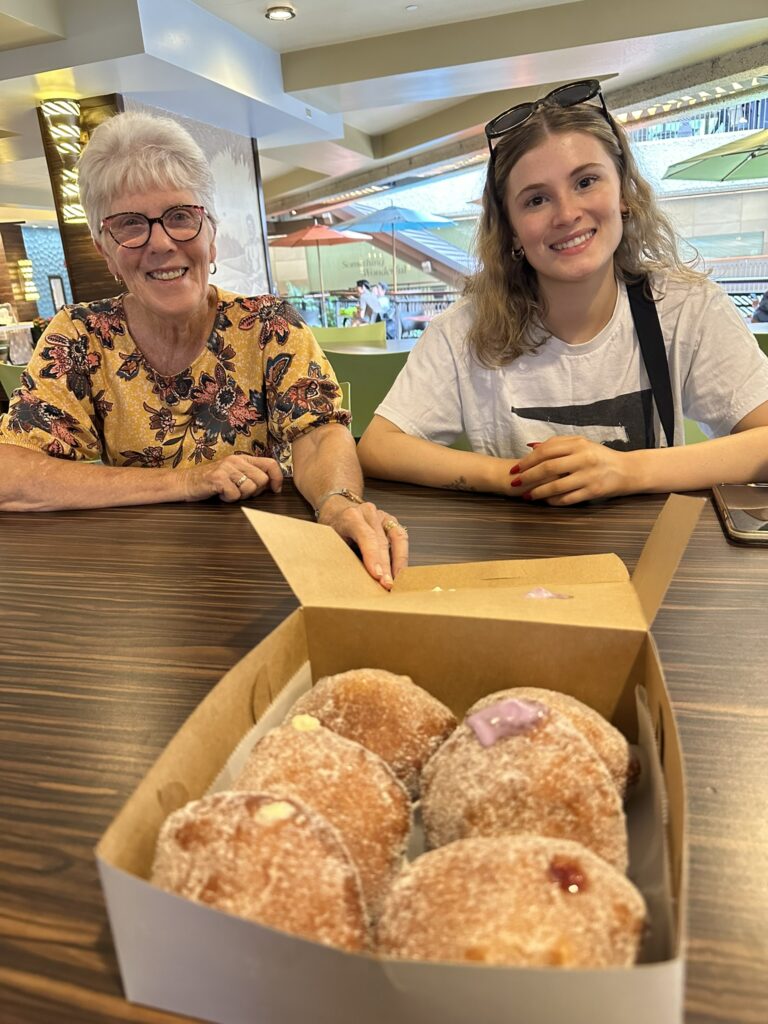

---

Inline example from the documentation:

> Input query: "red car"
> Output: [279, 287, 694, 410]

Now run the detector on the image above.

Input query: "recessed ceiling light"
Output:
[265, 5, 296, 21]
[405, 4, 419, 10]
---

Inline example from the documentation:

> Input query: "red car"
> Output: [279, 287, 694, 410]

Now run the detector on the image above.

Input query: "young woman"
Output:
[358, 80, 768, 505]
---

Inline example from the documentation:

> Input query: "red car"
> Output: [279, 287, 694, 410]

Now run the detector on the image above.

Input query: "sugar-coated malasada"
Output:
[421, 694, 628, 870]
[376, 835, 646, 967]
[286, 668, 457, 797]
[233, 714, 411, 916]
[470, 686, 633, 796]
[150, 791, 368, 951]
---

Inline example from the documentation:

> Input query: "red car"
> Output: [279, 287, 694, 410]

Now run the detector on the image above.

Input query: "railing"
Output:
[280, 288, 464, 334]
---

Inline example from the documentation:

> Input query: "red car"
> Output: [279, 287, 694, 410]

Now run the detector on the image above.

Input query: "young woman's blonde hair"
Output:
[464, 101, 704, 368]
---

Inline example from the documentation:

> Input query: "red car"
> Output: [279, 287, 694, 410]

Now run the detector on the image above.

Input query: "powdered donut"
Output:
[471, 687, 632, 796]
[287, 668, 457, 798]
[376, 835, 646, 967]
[421, 696, 628, 871]
[233, 715, 411, 916]
[151, 791, 367, 951]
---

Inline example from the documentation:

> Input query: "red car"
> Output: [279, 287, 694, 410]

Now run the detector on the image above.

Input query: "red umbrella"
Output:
[269, 223, 371, 326]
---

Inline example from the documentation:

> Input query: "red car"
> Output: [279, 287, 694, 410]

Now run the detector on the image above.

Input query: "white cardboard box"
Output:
[96, 494, 704, 1024]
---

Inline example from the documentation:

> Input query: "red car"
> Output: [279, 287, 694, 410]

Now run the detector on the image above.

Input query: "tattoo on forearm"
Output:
[445, 476, 477, 492]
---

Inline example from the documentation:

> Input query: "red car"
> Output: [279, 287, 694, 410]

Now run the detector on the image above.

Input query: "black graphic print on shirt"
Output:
[510, 388, 656, 451]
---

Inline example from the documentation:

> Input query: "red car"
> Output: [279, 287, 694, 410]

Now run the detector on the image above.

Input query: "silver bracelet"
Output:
[314, 487, 364, 519]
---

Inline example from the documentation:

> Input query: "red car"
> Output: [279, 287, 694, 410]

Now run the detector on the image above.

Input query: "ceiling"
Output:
[0, 0, 766, 227]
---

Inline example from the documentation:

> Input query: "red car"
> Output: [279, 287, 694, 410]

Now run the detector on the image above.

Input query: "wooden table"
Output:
[1, 484, 766, 1024]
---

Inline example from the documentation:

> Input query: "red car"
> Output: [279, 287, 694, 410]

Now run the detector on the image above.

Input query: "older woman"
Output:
[0, 112, 407, 586]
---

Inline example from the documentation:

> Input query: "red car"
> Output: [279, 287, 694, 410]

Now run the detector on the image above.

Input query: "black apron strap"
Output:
[626, 278, 675, 448]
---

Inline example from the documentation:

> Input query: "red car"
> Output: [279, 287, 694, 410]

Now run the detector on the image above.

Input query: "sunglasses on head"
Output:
[484, 80, 611, 163]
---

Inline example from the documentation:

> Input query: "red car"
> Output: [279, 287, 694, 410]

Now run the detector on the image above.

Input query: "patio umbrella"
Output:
[663, 129, 768, 183]
[269, 223, 371, 326]
[335, 205, 456, 291]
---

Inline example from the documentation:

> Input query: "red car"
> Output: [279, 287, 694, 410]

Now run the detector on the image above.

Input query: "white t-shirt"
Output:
[376, 274, 768, 456]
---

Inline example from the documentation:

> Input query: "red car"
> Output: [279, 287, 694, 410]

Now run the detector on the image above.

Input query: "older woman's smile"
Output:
[147, 267, 189, 281]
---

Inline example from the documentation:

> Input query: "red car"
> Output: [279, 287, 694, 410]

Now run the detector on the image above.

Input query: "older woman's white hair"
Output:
[77, 111, 218, 240]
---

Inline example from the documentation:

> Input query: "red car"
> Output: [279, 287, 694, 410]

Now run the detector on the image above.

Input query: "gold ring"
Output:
[383, 519, 407, 536]
[235, 474, 248, 488]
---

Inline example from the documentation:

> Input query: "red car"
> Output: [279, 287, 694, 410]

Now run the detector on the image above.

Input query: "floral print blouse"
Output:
[0, 290, 350, 472]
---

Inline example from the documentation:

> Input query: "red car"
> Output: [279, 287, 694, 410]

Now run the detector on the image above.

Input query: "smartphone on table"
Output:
[712, 483, 768, 546]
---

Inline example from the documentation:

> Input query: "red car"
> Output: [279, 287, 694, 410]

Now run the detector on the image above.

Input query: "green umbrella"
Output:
[663, 130, 768, 182]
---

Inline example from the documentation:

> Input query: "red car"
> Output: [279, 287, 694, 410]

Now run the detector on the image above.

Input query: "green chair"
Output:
[338, 380, 351, 429]
[324, 349, 409, 438]
[313, 324, 387, 347]
[0, 362, 26, 402]
[684, 419, 708, 445]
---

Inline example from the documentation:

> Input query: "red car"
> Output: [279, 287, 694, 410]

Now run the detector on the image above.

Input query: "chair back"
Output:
[684, 419, 708, 445]
[313, 323, 386, 347]
[0, 362, 25, 401]
[338, 380, 351, 430]
[323, 350, 408, 438]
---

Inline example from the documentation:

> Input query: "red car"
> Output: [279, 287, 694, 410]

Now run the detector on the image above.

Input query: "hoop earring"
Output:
[621, 210, 630, 222]
[512, 246, 525, 262]
[209, 261, 217, 275]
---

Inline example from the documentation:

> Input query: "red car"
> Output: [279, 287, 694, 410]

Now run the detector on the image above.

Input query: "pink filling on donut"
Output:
[466, 698, 548, 747]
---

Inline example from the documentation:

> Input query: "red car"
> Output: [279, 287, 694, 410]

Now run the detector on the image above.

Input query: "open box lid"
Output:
[243, 494, 704, 631]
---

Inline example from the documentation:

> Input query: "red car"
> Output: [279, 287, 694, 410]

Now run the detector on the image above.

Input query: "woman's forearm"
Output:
[291, 424, 364, 513]
[358, 417, 513, 494]
[629, 426, 768, 494]
[0, 444, 189, 512]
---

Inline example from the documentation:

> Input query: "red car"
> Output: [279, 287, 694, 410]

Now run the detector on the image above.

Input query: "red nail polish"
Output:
[510, 476, 522, 488]
[509, 464, 520, 474]
[521, 491, 533, 501]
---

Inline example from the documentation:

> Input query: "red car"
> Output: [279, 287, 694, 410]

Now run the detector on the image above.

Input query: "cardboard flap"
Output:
[332, 581, 647, 631]
[243, 509, 383, 607]
[393, 553, 629, 593]
[631, 494, 705, 625]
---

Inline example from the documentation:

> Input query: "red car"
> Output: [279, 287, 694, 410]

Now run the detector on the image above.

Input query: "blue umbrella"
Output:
[335, 205, 455, 291]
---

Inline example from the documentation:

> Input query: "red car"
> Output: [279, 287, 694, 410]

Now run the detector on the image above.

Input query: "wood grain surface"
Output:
[0, 483, 766, 1024]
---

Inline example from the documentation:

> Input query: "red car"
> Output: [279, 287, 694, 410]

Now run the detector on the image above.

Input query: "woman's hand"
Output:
[318, 495, 409, 591]
[181, 454, 284, 503]
[513, 436, 641, 505]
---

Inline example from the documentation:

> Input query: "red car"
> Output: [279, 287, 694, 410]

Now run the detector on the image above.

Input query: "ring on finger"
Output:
[235, 474, 248, 488]
[383, 519, 408, 536]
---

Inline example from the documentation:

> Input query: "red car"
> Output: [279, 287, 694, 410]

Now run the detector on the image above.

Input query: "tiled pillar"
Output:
[37, 94, 124, 303]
